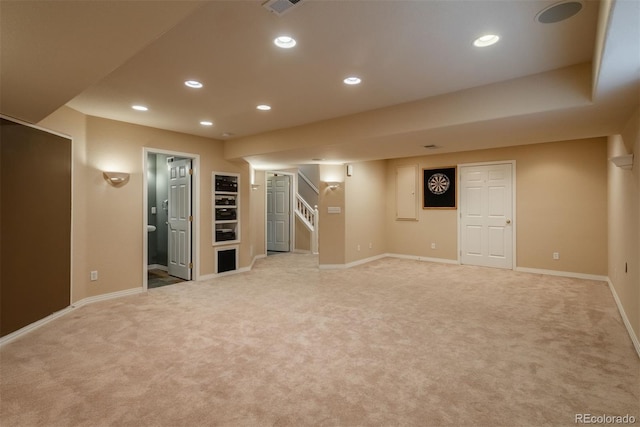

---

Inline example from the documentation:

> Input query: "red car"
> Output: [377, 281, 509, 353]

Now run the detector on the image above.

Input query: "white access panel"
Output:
[396, 164, 418, 220]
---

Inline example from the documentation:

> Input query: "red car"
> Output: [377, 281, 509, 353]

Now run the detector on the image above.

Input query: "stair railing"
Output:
[295, 194, 319, 254]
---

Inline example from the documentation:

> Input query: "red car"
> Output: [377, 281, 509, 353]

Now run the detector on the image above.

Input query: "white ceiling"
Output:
[1, 0, 639, 167]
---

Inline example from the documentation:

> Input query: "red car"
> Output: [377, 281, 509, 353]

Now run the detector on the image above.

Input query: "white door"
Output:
[167, 158, 192, 280]
[460, 163, 514, 269]
[267, 174, 291, 252]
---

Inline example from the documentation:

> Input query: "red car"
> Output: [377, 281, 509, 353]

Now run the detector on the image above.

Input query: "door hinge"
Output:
[189, 169, 193, 175]
[189, 262, 193, 269]
[188, 215, 193, 222]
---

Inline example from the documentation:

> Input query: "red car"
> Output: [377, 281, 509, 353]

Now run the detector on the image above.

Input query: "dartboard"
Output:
[427, 173, 450, 195]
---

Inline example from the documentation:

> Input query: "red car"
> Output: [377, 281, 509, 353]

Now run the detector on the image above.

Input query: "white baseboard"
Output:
[607, 278, 640, 359]
[198, 254, 267, 281]
[72, 287, 146, 309]
[386, 253, 460, 265]
[0, 287, 145, 347]
[147, 264, 167, 271]
[318, 264, 345, 270]
[0, 306, 74, 346]
[319, 253, 459, 270]
[198, 273, 216, 281]
[515, 267, 608, 282]
[319, 254, 386, 270]
[252, 254, 268, 266]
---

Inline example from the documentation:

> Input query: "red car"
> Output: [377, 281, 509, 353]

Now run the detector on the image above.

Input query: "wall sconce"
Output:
[610, 154, 634, 170]
[103, 171, 130, 186]
[326, 181, 341, 190]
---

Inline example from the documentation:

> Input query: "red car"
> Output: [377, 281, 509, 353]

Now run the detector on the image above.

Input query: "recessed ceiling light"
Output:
[132, 105, 148, 111]
[473, 34, 500, 47]
[200, 121, 213, 126]
[256, 104, 272, 111]
[185, 80, 203, 88]
[343, 76, 362, 85]
[274, 36, 296, 49]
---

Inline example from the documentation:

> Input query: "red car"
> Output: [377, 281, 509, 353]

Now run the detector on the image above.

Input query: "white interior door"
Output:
[460, 163, 514, 269]
[167, 158, 192, 280]
[267, 174, 291, 252]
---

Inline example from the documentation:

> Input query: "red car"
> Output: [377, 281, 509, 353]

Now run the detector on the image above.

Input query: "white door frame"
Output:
[143, 148, 200, 289]
[457, 160, 517, 270]
[265, 170, 296, 253]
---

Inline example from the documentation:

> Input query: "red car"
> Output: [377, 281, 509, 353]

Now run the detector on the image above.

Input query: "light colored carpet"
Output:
[1, 254, 638, 426]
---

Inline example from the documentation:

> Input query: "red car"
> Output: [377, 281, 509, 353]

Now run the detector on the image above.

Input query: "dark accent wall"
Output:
[1, 118, 71, 337]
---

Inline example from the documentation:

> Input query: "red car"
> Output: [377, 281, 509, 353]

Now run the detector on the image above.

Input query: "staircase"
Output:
[294, 169, 319, 254]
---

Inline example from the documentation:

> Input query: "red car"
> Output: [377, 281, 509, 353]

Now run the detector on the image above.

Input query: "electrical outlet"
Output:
[552, 252, 560, 260]
[431, 243, 436, 249]
[357, 244, 361, 251]
[90, 271, 98, 281]
[369, 242, 373, 249]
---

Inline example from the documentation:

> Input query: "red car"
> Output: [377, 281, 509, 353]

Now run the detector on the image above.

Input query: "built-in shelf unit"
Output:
[213, 172, 240, 246]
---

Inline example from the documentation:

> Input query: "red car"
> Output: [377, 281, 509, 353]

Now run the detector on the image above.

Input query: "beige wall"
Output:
[318, 164, 345, 265]
[317, 160, 389, 265]
[34, 105, 636, 348]
[250, 169, 266, 258]
[295, 216, 311, 252]
[39, 107, 260, 302]
[386, 138, 608, 275]
[608, 107, 639, 341]
[344, 161, 387, 263]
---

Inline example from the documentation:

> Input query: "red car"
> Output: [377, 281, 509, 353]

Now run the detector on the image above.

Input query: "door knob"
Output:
[506, 219, 512, 224]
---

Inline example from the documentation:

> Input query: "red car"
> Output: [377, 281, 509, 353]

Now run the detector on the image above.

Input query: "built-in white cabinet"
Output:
[213, 172, 240, 246]
[396, 164, 418, 220]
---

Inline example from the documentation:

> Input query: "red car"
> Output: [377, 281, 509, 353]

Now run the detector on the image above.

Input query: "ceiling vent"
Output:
[262, 0, 303, 16]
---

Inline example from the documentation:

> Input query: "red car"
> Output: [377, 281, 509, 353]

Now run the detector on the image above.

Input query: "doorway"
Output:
[266, 172, 293, 254]
[144, 149, 199, 289]
[459, 162, 515, 269]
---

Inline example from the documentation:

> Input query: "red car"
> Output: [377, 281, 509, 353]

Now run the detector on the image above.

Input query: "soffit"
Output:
[0, 1, 205, 123]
